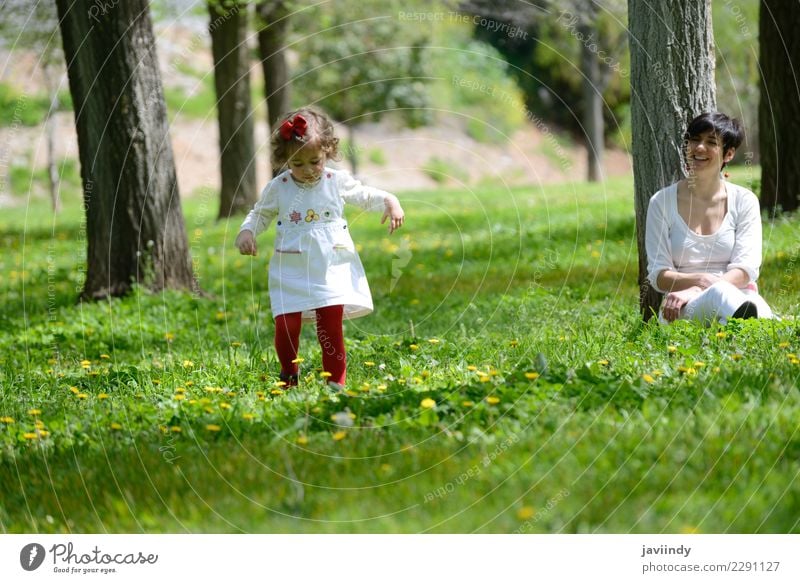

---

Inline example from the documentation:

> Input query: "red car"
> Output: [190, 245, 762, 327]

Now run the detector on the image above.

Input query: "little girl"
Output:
[235, 107, 405, 389]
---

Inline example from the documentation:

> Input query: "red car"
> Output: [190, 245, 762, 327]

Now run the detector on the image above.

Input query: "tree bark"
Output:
[759, 0, 800, 214]
[579, 5, 604, 183]
[257, 1, 291, 127]
[56, 0, 195, 301]
[627, 0, 716, 321]
[209, 1, 257, 219]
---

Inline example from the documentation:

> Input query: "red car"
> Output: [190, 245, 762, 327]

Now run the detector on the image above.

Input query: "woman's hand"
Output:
[235, 230, 257, 256]
[662, 286, 702, 322]
[382, 196, 405, 235]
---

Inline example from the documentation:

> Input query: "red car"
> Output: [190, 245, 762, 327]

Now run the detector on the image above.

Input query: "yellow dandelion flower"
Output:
[376, 384, 387, 391]
[0, 416, 15, 424]
[206, 424, 222, 432]
[76, 393, 88, 399]
[80, 359, 91, 368]
[110, 422, 122, 430]
[509, 339, 519, 347]
[360, 383, 370, 392]
[173, 394, 186, 401]
[421, 370, 431, 379]
[642, 374, 655, 384]
[34, 420, 45, 429]
[713, 367, 721, 373]
[467, 365, 477, 371]
[428, 338, 440, 344]
[219, 402, 231, 410]
[525, 372, 540, 380]
[779, 342, 790, 349]
[242, 413, 255, 421]
[182, 360, 194, 368]
[693, 361, 705, 368]
[270, 389, 284, 395]
[420, 398, 436, 409]
[230, 342, 242, 348]
[380, 463, 393, 473]
[716, 332, 727, 339]
[296, 435, 308, 445]
[667, 345, 678, 353]
[409, 344, 419, 351]
[23, 432, 39, 440]
[215, 311, 225, 320]
[475, 370, 488, 376]
[98, 393, 109, 400]
[478, 375, 491, 383]
[364, 361, 375, 367]
[100, 354, 110, 359]
[652, 370, 664, 377]
[37, 430, 50, 438]
[291, 357, 305, 364]
[69, 386, 79, 394]
[486, 396, 500, 405]
[332, 431, 347, 441]
[274, 381, 287, 388]
[731, 354, 743, 361]
[164, 332, 175, 341]
[170, 426, 182, 433]
[345, 390, 358, 397]
[320, 371, 333, 378]
[462, 401, 474, 407]
[175, 387, 186, 394]
[186, 381, 194, 386]
[517, 506, 535, 521]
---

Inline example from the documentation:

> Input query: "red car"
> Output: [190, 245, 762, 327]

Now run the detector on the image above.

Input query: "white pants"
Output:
[660, 280, 773, 325]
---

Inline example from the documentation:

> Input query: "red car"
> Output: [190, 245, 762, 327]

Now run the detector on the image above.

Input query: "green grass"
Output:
[1, 171, 799, 533]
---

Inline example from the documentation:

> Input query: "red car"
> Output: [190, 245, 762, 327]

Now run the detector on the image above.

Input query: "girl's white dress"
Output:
[240, 168, 391, 322]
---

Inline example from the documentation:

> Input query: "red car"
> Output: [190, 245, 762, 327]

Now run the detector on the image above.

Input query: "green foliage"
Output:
[7, 159, 80, 198]
[2, 171, 800, 532]
[422, 156, 468, 184]
[0, 82, 52, 127]
[289, 0, 433, 127]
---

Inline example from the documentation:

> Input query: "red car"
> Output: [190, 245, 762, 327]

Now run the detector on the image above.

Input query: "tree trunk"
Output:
[43, 64, 61, 214]
[759, 0, 800, 214]
[579, 9, 604, 183]
[56, 0, 195, 301]
[257, 1, 291, 127]
[627, 0, 716, 321]
[209, 1, 257, 219]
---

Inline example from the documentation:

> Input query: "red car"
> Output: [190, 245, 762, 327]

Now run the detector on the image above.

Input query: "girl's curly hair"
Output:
[270, 107, 341, 168]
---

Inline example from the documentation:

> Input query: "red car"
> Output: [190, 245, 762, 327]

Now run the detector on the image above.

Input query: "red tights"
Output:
[273, 305, 346, 385]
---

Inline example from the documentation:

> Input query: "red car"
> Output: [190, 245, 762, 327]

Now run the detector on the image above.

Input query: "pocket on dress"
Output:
[273, 249, 307, 279]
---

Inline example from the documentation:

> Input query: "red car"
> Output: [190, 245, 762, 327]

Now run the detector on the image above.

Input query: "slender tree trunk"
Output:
[579, 14, 604, 183]
[43, 64, 61, 214]
[209, 1, 257, 219]
[56, 0, 195, 301]
[628, 0, 716, 321]
[347, 123, 358, 176]
[257, 0, 291, 126]
[759, 0, 800, 214]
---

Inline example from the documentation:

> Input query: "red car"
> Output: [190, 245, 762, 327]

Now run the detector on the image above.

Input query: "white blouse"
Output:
[645, 182, 762, 294]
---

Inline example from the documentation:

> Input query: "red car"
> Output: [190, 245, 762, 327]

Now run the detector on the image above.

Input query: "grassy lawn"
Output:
[1, 169, 799, 533]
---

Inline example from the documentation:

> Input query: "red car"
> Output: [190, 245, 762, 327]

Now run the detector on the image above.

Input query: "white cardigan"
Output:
[645, 182, 762, 294]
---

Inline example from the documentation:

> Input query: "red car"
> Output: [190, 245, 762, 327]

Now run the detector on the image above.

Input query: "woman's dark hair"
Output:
[684, 112, 744, 165]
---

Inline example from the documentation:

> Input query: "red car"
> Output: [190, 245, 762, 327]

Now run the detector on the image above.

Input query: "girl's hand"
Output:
[382, 197, 405, 234]
[235, 230, 257, 256]
[662, 286, 702, 322]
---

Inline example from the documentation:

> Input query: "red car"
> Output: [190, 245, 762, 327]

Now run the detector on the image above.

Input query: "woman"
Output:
[645, 112, 772, 324]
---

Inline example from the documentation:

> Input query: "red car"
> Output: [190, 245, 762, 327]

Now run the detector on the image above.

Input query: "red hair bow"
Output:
[279, 114, 308, 141]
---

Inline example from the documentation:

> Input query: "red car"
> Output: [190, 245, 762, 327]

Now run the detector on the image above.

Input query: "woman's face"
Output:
[685, 130, 734, 175]
[288, 143, 326, 184]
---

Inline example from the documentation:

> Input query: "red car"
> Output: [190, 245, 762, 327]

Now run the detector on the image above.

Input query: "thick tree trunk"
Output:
[579, 13, 604, 183]
[56, 0, 195, 301]
[627, 0, 716, 321]
[209, 1, 257, 219]
[759, 0, 800, 214]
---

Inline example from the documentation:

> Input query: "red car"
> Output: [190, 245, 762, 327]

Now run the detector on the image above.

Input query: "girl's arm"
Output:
[236, 182, 279, 255]
[338, 171, 405, 234]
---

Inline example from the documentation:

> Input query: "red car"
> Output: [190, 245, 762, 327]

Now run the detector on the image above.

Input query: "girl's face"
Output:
[288, 143, 326, 184]
[685, 130, 734, 175]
